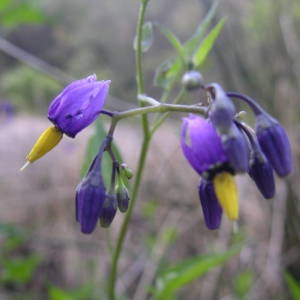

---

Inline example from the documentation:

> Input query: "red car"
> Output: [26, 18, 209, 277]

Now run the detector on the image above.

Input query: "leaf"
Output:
[184, 1, 219, 55]
[153, 1, 219, 88]
[233, 270, 253, 299]
[0, 0, 11, 12]
[133, 22, 154, 53]
[192, 18, 225, 67]
[154, 245, 241, 300]
[0, 255, 41, 284]
[285, 272, 300, 300]
[154, 58, 182, 88]
[48, 286, 74, 300]
[1, 3, 45, 28]
[155, 24, 186, 65]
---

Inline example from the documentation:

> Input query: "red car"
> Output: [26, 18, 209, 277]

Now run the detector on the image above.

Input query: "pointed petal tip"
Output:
[20, 161, 30, 172]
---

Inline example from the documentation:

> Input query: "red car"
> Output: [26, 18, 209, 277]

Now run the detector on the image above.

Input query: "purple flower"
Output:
[75, 154, 106, 234]
[181, 114, 228, 176]
[256, 113, 292, 177]
[48, 74, 110, 137]
[198, 180, 222, 230]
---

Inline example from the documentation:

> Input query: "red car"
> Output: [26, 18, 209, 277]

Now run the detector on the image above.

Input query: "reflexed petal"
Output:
[213, 172, 238, 220]
[198, 180, 222, 230]
[256, 114, 292, 177]
[181, 114, 227, 175]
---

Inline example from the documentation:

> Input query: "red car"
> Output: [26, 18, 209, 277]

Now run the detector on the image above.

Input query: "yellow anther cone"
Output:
[213, 172, 239, 220]
[21, 126, 63, 170]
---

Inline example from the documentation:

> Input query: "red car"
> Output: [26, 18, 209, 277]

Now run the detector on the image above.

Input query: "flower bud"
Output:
[75, 155, 106, 234]
[99, 194, 117, 227]
[256, 113, 292, 177]
[221, 123, 249, 173]
[213, 172, 238, 220]
[198, 180, 222, 230]
[249, 152, 275, 199]
[116, 182, 130, 213]
[120, 163, 134, 179]
[208, 83, 236, 134]
[182, 70, 204, 91]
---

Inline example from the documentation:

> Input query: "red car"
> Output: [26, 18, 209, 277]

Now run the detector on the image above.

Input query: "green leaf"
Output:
[192, 18, 225, 67]
[133, 22, 154, 53]
[154, 245, 241, 300]
[233, 270, 253, 299]
[0, 255, 41, 284]
[0, 0, 11, 12]
[48, 286, 74, 300]
[155, 24, 186, 65]
[154, 57, 182, 89]
[285, 272, 300, 300]
[1, 3, 45, 28]
[184, 1, 219, 55]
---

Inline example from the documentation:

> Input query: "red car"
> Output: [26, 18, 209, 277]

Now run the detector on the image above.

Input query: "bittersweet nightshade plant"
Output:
[20, 2, 294, 297]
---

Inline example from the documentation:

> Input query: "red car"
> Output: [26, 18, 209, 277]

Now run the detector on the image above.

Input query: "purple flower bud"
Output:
[256, 113, 292, 177]
[75, 155, 106, 234]
[221, 123, 250, 173]
[249, 153, 275, 199]
[99, 195, 117, 227]
[198, 180, 222, 230]
[48, 74, 110, 137]
[181, 114, 228, 176]
[207, 83, 236, 133]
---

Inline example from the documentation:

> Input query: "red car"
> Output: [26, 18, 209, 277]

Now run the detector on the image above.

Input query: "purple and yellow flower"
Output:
[21, 75, 110, 170]
[181, 114, 239, 229]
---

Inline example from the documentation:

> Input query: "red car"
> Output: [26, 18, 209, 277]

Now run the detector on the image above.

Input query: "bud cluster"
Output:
[75, 137, 132, 234]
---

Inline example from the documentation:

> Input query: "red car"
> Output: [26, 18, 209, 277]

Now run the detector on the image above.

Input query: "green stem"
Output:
[107, 1, 150, 299]
[107, 137, 150, 300]
[115, 102, 206, 121]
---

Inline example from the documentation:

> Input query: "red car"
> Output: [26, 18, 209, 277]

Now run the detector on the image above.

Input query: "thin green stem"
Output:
[107, 1, 150, 299]
[107, 138, 150, 300]
[114, 102, 206, 121]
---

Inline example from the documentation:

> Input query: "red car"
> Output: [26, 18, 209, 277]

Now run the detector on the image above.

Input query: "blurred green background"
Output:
[0, 0, 299, 299]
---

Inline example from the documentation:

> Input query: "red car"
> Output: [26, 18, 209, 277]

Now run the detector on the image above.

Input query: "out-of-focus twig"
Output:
[0, 35, 74, 84]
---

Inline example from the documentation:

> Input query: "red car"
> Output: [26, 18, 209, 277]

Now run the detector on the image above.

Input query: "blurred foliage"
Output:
[0, 66, 61, 113]
[153, 244, 241, 300]
[285, 272, 300, 300]
[0, 223, 41, 292]
[0, 0, 45, 29]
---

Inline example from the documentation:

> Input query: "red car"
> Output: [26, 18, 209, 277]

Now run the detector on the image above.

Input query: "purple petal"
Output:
[181, 115, 227, 175]
[48, 76, 110, 137]
[198, 180, 222, 230]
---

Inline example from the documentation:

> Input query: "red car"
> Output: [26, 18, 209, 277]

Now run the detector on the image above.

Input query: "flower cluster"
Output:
[181, 83, 292, 229]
